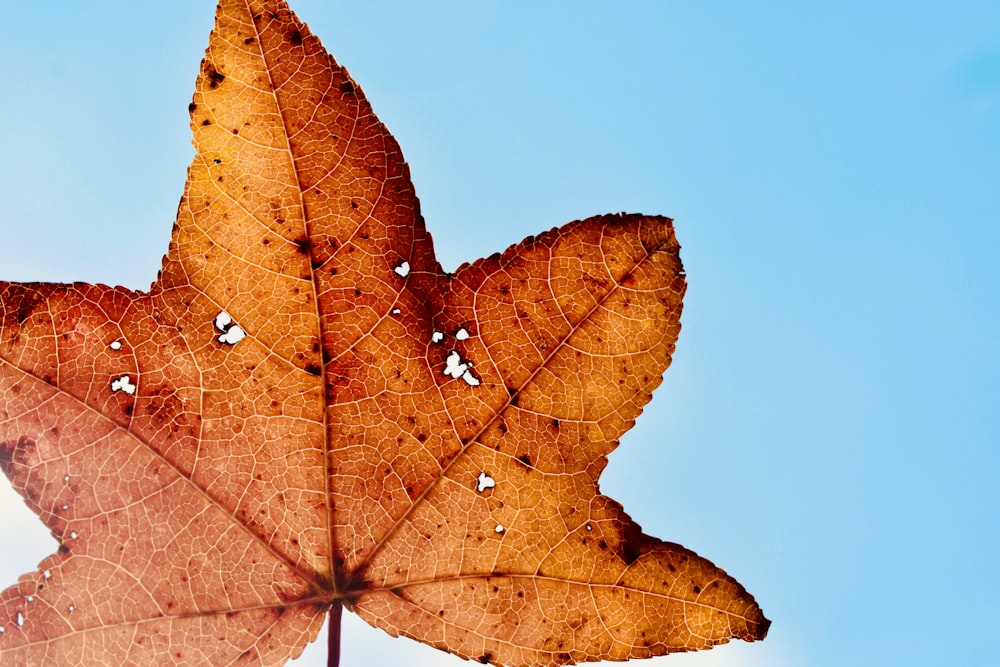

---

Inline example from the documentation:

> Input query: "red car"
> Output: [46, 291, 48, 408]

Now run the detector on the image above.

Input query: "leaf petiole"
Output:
[327, 601, 342, 667]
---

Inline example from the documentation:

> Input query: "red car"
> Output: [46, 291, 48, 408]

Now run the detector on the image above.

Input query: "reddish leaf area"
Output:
[0, 1, 768, 665]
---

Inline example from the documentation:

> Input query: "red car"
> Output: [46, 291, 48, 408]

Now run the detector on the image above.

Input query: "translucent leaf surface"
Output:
[0, 1, 768, 664]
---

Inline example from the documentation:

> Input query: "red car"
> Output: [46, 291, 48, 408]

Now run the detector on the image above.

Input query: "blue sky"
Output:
[1, 2, 998, 666]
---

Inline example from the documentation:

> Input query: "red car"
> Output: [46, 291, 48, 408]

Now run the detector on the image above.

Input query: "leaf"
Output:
[0, 1, 769, 665]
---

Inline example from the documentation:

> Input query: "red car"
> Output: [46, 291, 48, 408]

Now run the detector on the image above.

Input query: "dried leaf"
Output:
[0, 1, 768, 664]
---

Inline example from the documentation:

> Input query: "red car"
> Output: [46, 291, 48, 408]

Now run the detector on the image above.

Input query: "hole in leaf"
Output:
[443, 351, 469, 379]
[442, 351, 482, 386]
[110, 375, 137, 395]
[214, 311, 246, 345]
[476, 472, 496, 493]
[217, 325, 246, 345]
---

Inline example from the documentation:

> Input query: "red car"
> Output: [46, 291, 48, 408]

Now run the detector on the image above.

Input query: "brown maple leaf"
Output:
[0, 1, 769, 665]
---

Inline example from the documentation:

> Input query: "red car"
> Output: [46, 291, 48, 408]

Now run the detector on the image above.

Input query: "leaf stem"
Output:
[328, 601, 342, 667]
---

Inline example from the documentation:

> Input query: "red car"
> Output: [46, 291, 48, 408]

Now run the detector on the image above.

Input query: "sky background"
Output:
[1, 1, 998, 666]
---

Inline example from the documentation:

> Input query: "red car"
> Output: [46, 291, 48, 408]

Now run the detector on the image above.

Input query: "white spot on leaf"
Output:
[214, 311, 232, 330]
[110, 375, 136, 395]
[217, 325, 246, 345]
[431, 331, 444, 344]
[393, 261, 410, 278]
[455, 327, 470, 341]
[476, 472, 496, 493]
[443, 350, 469, 379]
[109, 340, 123, 351]
[214, 310, 246, 345]
[443, 351, 482, 386]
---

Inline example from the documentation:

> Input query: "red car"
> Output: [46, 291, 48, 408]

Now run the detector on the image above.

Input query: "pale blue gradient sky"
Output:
[1, 2, 998, 666]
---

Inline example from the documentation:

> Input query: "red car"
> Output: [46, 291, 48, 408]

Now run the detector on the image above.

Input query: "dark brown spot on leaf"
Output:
[205, 65, 226, 89]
